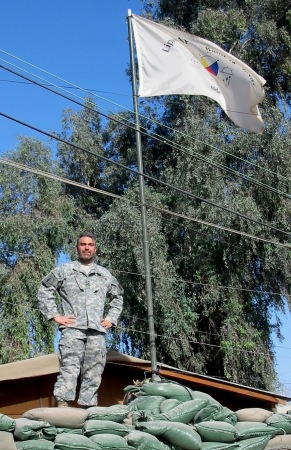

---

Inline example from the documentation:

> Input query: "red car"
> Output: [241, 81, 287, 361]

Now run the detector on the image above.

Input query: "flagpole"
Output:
[127, 10, 159, 381]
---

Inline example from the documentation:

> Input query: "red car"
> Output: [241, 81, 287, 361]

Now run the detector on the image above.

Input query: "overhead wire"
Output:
[0, 244, 288, 299]
[1, 154, 290, 248]
[0, 299, 289, 357]
[1, 48, 290, 187]
[0, 66, 290, 239]
[1, 112, 291, 243]
[1, 58, 291, 204]
[0, 52, 289, 386]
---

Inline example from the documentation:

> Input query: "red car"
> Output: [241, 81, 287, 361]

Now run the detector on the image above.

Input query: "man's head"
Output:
[76, 232, 96, 264]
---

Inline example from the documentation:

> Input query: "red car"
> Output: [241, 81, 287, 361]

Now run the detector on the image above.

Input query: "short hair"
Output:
[76, 232, 96, 245]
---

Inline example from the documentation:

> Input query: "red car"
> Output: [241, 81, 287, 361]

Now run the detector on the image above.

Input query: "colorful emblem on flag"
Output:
[201, 55, 219, 76]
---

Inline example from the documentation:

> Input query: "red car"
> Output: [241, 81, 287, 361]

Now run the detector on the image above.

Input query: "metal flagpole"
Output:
[127, 10, 159, 380]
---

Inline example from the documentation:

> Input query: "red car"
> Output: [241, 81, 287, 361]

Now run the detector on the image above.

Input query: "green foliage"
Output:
[148, 0, 291, 104]
[1, 0, 290, 395]
[0, 137, 76, 363]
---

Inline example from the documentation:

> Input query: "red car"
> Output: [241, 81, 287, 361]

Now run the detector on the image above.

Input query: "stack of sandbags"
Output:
[1, 379, 291, 449]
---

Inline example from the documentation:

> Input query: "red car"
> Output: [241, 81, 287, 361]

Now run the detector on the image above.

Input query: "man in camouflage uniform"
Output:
[38, 232, 123, 408]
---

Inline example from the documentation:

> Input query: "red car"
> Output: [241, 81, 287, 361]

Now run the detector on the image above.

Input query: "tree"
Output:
[130, 0, 291, 389]
[0, 137, 76, 363]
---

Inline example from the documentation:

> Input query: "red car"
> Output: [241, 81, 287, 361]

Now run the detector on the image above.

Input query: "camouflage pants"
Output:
[54, 328, 107, 406]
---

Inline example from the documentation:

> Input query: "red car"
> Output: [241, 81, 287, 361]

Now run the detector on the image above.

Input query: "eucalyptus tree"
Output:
[0, 137, 76, 363]
[127, 0, 291, 389]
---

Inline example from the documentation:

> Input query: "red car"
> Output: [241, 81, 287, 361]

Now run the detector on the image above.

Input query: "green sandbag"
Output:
[126, 430, 172, 450]
[130, 410, 155, 425]
[0, 413, 16, 432]
[54, 433, 100, 450]
[136, 420, 202, 450]
[90, 433, 132, 449]
[160, 399, 182, 413]
[265, 413, 291, 434]
[138, 381, 194, 402]
[155, 399, 210, 424]
[237, 436, 272, 450]
[15, 440, 55, 449]
[13, 418, 57, 441]
[235, 422, 280, 440]
[201, 443, 240, 450]
[57, 427, 83, 435]
[87, 405, 130, 423]
[194, 405, 237, 425]
[195, 421, 238, 443]
[83, 419, 132, 437]
[127, 395, 166, 414]
[190, 391, 221, 406]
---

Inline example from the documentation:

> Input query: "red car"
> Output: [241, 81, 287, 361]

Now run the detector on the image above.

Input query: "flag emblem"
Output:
[201, 56, 219, 76]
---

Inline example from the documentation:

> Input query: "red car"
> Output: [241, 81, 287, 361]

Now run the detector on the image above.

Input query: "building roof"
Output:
[1, 351, 290, 409]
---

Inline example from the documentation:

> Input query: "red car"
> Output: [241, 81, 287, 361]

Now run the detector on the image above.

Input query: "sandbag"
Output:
[57, 427, 83, 435]
[160, 399, 182, 413]
[265, 413, 291, 434]
[236, 436, 272, 450]
[89, 433, 132, 449]
[13, 418, 57, 441]
[0, 430, 17, 450]
[127, 396, 166, 414]
[23, 407, 87, 429]
[201, 443, 240, 450]
[0, 413, 16, 432]
[156, 399, 210, 424]
[15, 440, 55, 449]
[195, 421, 238, 443]
[126, 430, 171, 450]
[235, 409, 273, 423]
[129, 410, 156, 425]
[235, 422, 279, 440]
[87, 405, 129, 423]
[190, 391, 221, 407]
[54, 433, 100, 450]
[83, 419, 132, 437]
[194, 405, 237, 425]
[265, 434, 291, 449]
[136, 420, 202, 450]
[194, 405, 222, 424]
[137, 381, 194, 402]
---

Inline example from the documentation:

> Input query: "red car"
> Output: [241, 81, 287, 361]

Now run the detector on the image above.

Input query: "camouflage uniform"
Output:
[38, 261, 123, 406]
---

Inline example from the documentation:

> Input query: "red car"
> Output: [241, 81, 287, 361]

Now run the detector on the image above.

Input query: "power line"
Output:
[0, 299, 289, 356]
[1, 155, 290, 249]
[1, 60, 291, 204]
[1, 109, 291, 242]
[0, 245, 288, 299]
[1, 48, 290, 188]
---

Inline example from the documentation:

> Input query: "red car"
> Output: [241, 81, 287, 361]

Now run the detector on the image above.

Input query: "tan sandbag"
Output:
[0, 430, 17, 450]
[265, 434, 291, 449]
[23, 407, 87, 429]
[235, 408, 273, 422]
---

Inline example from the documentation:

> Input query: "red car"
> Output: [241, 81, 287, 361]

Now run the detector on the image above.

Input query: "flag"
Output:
[131, 14, 266, 133]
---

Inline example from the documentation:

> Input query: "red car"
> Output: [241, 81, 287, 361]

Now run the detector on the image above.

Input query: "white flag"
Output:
[131, 14, 266, 133]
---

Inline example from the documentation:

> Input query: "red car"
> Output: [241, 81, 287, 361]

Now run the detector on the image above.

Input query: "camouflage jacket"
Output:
[38, 261, 123, 332]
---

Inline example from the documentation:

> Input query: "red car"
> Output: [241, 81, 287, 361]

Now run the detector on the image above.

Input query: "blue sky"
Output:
[0, 1, 290, 396]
